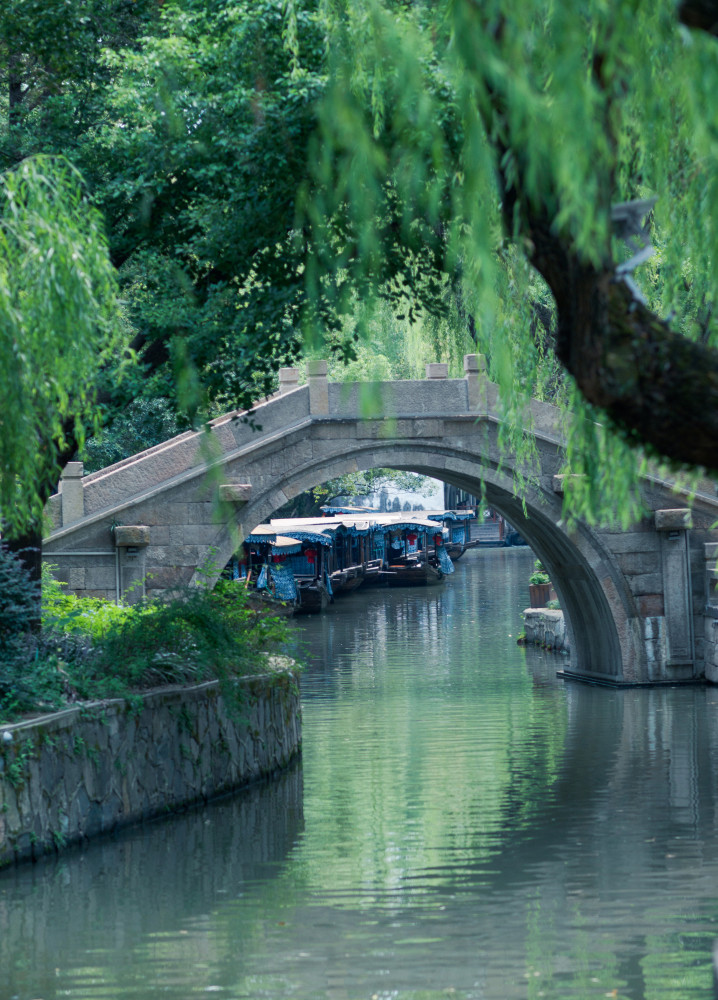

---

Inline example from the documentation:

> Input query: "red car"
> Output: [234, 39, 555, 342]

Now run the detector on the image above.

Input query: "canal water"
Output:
[2, 547, 718, 999]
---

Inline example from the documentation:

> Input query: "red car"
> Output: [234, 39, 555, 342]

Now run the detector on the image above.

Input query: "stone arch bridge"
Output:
[44, 357, 718, 687]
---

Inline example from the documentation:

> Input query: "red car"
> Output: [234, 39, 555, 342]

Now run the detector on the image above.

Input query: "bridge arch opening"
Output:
[209, 449, 629, 684]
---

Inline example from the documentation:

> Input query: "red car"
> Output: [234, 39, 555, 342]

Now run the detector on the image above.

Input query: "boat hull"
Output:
[386, 561, 444, 587]
[295, 583, 329, 614]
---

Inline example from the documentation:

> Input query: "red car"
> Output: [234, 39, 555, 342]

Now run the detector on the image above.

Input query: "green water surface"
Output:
[2, 548, 717, 1000]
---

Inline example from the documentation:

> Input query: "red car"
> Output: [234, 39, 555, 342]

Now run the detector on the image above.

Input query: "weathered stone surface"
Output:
[278, 367, 300, 393]
[655, 508, 693, 531]
[219, 484, 252, 503]
[0, 671, 300, 869]
[114, 525, 151, 547]
[602, 531, 659, 554]
[522, 609, 570, 653]
[43, 366, 718, 685]
[638, 594, 665, 617]
[616, 548, 660, 574]
[61, 462, 85, 525]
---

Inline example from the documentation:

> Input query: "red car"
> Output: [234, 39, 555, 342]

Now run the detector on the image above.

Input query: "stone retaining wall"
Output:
[0, 669, 301, 869]
[522, 608, 570, 654]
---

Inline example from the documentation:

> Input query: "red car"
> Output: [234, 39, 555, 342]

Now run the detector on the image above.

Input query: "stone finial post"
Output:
[114, 525, 151, 605]
[464, 353, 487, 414]
[425, 363, 448, 379]
[61, 462, 84, 526]
[705, 542, 718, 684]
[307, 359, 329, 415]
[654, 509, 694, 669]
[706, 542, 718, 608]
[278, 367, 300, 394]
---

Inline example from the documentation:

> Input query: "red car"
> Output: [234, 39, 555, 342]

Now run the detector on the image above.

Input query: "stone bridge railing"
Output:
[45, 356, 568, 538]
[42, 357, 718, 687]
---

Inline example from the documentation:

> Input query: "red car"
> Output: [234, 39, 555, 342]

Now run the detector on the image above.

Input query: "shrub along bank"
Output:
[0, 546, 293, 725]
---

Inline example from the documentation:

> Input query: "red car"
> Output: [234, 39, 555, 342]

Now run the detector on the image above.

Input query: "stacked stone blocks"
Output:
[0, 670, 301, 868]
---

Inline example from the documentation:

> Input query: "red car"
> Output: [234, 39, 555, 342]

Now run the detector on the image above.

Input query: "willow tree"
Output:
[304, 0, 718, 519]
[0, 156, 123, 578]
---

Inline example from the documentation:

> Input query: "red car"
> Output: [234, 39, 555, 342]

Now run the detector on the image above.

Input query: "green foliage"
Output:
[0, 559, 293, 724]
[41, 565, 136, 638]
[37, 0, 327, 415]
[87, 581, 291, 698]
[2, 0, 714, 532]
[312, 469, 430, 506]
[0, 545, 40, 642]
[0, 156, 125, 532]
[302, 0, 718, 523]
[81, 398, 181, 474]
[529, 561, 550, 587]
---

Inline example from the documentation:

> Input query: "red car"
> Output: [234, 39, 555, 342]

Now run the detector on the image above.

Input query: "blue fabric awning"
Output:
[320, 505, 375, 515]
[281, 529, 333, 546]
[245, 525, 304, 553]
[374, 521, 434, 534]
[426, 510, 476, 522]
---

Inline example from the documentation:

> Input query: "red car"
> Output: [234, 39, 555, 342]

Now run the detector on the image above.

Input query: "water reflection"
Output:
[0, 767, 304, 999]
[1, 548, 717, 1000]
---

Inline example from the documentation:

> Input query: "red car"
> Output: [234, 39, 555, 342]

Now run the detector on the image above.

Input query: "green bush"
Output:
[0, 568, 293, 724]
[42, 565, 138, 638]
[529, 560, 550, 586]
[86, 582, 287, 692]
[0, 548, 86, 719]
[0, 544, 40, 640]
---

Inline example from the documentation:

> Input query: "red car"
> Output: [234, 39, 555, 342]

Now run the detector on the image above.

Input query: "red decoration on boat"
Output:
[305, 548, 317, 564]
[434, 534, 443, 545]
[407, 533, 418, 544]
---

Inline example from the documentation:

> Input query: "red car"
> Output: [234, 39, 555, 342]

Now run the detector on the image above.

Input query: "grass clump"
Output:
[0, 548, 293, 724]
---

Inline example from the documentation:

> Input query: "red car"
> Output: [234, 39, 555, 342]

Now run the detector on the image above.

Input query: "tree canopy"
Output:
[3, 0, 718, 539]
[0, 156, 122, 536]
[306, 0, 718, 497]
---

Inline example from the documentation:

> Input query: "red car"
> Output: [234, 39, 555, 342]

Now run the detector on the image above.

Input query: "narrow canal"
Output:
[3, 548, 718, 999]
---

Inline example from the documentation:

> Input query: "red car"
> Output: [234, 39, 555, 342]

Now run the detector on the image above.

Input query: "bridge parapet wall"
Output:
[46, 386, 313, 533]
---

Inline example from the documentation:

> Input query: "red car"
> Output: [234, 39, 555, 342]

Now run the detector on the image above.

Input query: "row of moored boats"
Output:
[224, 506, 476, 614]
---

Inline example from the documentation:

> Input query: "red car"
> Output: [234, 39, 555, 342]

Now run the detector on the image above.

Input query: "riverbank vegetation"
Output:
[0, 546, 292, 726]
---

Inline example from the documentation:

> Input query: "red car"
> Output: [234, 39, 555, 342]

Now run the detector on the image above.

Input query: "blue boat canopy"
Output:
[272, 518, 372, 538]
[245, 526, 304, 553]
[373, 520, 437, 534]
[425, 510, 476, 522]
[320, 505, 376, 515]
[281, 529, 333, 546]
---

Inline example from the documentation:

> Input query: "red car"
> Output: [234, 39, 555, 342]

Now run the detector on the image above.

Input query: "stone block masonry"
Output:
[43, 359, 718, 685]
[522, 609, 570, 654]
[0, 668, 301, 869]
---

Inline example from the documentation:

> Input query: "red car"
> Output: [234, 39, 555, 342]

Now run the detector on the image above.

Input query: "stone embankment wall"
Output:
[522, 609, 570, 654]
[0, 669, 301, 869]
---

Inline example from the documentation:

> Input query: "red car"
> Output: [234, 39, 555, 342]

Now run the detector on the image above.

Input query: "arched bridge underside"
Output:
[45, 359, 718, 686]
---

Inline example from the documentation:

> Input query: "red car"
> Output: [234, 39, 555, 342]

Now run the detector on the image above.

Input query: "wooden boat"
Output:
[369, 515, 450, 587]
[425, 510, 475, 560]
[294, 579, 330, 614]
[270, 526, 334, 614]
[386, 554, 444, 586]
[271, 516, 373, 596]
